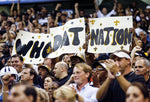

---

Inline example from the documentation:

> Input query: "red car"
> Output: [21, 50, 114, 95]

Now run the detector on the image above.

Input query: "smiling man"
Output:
[73, 63, 98, 102]
[11, 54, 24, 77]
[96, 50, 146, 102]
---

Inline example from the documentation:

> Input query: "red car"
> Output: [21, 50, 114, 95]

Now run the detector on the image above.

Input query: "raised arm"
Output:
[113, 0, 117, 10]
[28, 20, 33, 32]
[47, 16, 51, 34]
[96, 77, 112, 101]
[105, 59, 131, 92]
[10, 0, 15, 16]
[55, 3, 61, 11]
[130, 46, 142, 68]
[116, 74, 132, 92]
[96, 64, 115, 101]
[74, 3, 79, 18]
[2, 74, 11, 102]
[17, 0, 20, 15]
[54, 12, 61, 27]
[94, 0, 99, 12]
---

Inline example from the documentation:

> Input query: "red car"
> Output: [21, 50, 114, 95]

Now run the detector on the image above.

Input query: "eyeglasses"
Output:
[93, 68, 106, 71]
[135, 66, 143, 69]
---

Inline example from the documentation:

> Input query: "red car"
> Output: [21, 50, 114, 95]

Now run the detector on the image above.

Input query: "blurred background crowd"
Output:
[0, 0, 150, 102]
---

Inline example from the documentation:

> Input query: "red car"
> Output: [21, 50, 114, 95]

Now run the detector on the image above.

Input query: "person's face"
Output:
[117, 3, 122, 9]
[18, 22, 23, 30]
[114, 57, 129, 73]
[48, 16, 54, 23]
[27, 9, 31, 15]
[7, 17, 15, 23]
[53, 63, 61, 79]
[73, 67, 89, 85]
[14, 10, 17, 16]
[55, 97, 68, 102]
[6, 58, 12, 66]
[21, 68, 31, 82]
[61, 15, 66, 22]
[139, 32, 146, 40]
[63, 55, 71, 64]
[80, 11, 84, 16]
[6, 74, 16, 86]
[93, 12, 97, 18]
[34, 29, 40, 33]
[44, 77, 52, 90]
[0, 43, 4, 52]
[32, 20, 38, 27]
[11, 57, 23, 73]
[8, 86, 32, 102]
[71, 57, 81, 67]
[92, 67, 107, 85]
[48, 82, 59, 96]
[16, 16, 21, 22]
[140, 13, 145, 18]
[102, 8, 108, 15]
[5, 23, 11, 31]
[126, 86, 145, 102]
[38, 67, 48, 80]
[2, 20, 7, 27]
[11, 24, 17, 32]
[135, 60, 148, 76]
[43, 59, 52, 68]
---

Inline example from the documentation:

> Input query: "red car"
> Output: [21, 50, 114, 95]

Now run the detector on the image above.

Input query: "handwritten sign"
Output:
[12, 18, 85, 64]
[88, 16, 133, 53]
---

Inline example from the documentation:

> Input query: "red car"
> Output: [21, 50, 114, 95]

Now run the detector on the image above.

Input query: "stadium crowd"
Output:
[0, 0, 150, 102]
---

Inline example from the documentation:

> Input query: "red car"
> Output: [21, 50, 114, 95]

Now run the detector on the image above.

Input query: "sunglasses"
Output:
[93, 68, 106, 71]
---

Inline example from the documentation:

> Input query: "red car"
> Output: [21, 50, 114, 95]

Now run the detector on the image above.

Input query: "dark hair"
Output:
[6, 21, 13, 27]
[11, 54, 23, 62]
[28, 68, 37, 77]
[129, 82, 149, 99]
[12, 84, 37, 102]
[24, 67, 38, 85]
[61, 13, 67, 17]
[24, 85, 37, 102]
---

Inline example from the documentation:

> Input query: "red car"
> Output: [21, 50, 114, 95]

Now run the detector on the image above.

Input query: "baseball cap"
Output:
[110, 51, 131, 59]
[38, 65, 51, 73]
[70, 53, 86, 62]
[146, 6, 150, 9]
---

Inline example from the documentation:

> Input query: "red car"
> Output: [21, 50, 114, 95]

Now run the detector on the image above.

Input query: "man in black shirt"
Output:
[96, 50, 145, 102]
[53, 61, 70, 86]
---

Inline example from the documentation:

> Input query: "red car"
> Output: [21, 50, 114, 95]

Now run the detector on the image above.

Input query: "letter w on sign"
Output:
[12, 18, 86, 64]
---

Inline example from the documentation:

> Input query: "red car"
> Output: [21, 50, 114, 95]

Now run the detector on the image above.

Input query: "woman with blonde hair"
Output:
[53, 85, 77, 102]
[36, 87, 49, 102]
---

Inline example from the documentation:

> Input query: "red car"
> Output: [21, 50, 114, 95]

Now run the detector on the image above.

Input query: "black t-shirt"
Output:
[100, 71, 145, 102]
[57, 75, 70, 86]
[146, 77, 150, 91]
